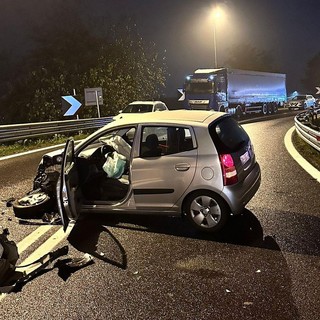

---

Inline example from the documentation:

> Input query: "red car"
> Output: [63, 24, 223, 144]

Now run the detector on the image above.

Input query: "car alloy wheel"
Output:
[13, 191, 53, 219]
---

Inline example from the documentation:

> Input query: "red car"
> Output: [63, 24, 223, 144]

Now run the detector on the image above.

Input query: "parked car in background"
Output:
[113, 100, 168, 120]
[288, 94, 316, 110]
[13, 110, 261, 234]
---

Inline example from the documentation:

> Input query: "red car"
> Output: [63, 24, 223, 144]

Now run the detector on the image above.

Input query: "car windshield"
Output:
[293, 95, 306, 100]
[209, 116, 249, 153]
[185, 82, 214, 94]
[122, 104, 153, 113]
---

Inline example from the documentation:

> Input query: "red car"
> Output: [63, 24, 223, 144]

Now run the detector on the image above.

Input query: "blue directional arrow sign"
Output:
[177, 89, 185, 101]
[61, 96, 82, 116]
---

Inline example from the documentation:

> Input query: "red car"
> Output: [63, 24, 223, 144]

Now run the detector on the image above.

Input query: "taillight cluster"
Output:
[219, 154, 238, 185]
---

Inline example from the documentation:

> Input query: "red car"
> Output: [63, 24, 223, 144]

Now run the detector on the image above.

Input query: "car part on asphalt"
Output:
[13, 190, 53, 219]
[0, 228, 23, 288]
[1, 245, 69, 293]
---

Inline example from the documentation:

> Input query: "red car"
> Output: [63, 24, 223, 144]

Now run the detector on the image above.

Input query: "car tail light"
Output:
[219, 154, 238, 185]
[249, 141, 254, 155]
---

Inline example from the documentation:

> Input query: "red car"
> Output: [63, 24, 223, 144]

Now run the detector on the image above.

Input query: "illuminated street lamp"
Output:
[212, 5, 224, 68]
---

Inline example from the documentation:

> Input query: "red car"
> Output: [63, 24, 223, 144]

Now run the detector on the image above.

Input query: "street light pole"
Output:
[212, 5, 223, 69]
[213, 20, 218, 68]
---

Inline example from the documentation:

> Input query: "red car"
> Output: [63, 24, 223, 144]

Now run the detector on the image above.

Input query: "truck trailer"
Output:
[183, 68, 287, 116]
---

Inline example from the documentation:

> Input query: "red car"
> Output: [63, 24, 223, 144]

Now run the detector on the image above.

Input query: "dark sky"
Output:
[1, 0, 320, 97]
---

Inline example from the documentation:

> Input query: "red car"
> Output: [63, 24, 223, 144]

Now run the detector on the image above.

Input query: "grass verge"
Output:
[0, 133, 90, 157]
[292, 130, 320, 171]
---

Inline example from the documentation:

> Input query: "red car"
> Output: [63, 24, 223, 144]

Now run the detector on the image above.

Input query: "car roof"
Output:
[128, 100, 165, 105]
[111, 110, 227, 126]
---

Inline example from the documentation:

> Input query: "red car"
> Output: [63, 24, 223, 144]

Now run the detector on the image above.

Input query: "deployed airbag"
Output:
[103, 151, 127, 179]
[101, 135, 131, 159]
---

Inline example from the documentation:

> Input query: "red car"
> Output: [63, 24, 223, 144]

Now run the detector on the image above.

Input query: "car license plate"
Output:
[240, 150, 250, 165]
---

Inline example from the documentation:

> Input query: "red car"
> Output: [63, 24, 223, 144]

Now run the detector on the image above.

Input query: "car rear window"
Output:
[123, 104, 153, 113]
[209, 116, 249, 153]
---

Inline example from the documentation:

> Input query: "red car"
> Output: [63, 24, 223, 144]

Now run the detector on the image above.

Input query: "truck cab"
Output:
[183, 69, 228, 112]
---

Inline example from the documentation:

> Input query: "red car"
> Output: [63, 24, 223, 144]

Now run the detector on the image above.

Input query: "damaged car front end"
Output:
[13, 151, 63, 219]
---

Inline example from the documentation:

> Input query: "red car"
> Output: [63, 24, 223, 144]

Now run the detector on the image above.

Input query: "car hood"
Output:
[43, 148, 64, 158]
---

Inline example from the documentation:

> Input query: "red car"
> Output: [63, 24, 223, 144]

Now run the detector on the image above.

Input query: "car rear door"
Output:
[57, 139, 80, 231]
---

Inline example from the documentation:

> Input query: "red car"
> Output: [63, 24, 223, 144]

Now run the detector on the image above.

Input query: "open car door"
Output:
[57, 139, 80, 231]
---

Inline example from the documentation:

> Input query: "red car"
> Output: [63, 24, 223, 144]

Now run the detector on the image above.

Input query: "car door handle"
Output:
[175, 163, 190, 171]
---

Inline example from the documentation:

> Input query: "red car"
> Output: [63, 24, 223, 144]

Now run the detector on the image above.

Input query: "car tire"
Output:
[13, 191, 53, 219]
[235, 106, 242, 120]
[262, 104, 268, 115]
[184, 191, 229, 233]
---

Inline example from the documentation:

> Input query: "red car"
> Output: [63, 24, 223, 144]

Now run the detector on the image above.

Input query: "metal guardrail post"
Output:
[294, 109, 320, 152]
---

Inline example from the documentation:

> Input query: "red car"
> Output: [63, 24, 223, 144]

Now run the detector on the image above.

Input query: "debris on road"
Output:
[0, 227, 24, 290]
[243, 301, 254, 308]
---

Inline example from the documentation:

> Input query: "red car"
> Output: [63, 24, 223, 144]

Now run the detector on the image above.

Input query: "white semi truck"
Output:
[183, 68, 287, 117]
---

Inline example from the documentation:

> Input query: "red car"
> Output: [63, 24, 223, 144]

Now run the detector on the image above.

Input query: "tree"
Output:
[302, 52, 320, 94]
[1, 7, 167, 123]
[80, 18, 167, 117]
[224, 42, 277, 72]
[1, 2, 101, 123]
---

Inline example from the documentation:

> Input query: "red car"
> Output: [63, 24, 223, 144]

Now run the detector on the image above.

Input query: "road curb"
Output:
[284, 126, 320, 183]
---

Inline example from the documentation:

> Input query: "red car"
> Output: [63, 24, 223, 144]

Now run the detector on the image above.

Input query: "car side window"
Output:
[79, 127, 136, 159]
[140, 126, 195, 158]
[154, 104, 161, 111]
[154, 103, 166, 111]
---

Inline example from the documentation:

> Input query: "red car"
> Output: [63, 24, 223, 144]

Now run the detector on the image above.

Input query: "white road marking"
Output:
[18, 227, 67, 270]
[284, 126, 320, 183]
[0, 144, 65, 161]
[0, 139, 84, 161]
[17, 222, 74, 272]
[17, 225, 54, 254]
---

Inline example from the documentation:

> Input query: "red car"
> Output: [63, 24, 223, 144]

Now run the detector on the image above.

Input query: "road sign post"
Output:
[95, 90, 101, 118]
[84, 87, 103, 118]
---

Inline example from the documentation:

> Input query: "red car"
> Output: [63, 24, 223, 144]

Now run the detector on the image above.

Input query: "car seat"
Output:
[143, 134, 162, 157]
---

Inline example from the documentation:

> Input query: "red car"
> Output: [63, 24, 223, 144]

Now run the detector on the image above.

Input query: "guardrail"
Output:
[295, 108, 320, 152]
[0, 117, 113, 143]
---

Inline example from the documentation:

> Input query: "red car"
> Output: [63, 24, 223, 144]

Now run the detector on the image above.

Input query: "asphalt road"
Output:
[0, 114, 319, 320]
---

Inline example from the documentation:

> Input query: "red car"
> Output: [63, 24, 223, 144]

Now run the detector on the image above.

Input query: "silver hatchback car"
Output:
[15, 110, 261, 233]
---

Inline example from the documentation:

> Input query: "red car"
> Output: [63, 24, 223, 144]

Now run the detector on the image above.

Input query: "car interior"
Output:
[77, 128, 135, 203]
[73, 125, 195, 204]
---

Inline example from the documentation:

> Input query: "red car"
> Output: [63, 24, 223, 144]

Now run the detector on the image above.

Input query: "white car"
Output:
[113, 101, 168, 120]
[288, 94, 316, 110]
